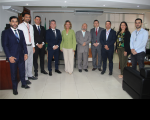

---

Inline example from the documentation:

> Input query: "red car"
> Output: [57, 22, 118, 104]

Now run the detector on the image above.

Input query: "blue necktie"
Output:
[38, 26, 41, 35]
[14, 30, 20, 43]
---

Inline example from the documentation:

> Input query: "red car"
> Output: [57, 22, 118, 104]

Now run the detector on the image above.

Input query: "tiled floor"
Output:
[0, 53, 132, 99]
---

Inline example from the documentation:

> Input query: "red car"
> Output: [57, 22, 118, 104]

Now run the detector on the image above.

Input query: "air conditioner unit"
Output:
[2, 6, 23, 13]
[74, 9, 103, 15]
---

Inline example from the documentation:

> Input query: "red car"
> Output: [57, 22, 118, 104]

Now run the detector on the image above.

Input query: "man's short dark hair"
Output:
[135, 18, 142, 23]
[94, 20, 99, 24]
[35, 16, 41, 19]
[9, 16, 19, 22]
[51, 20, 56, 24]
[105, 20, 111, 25]
[23, 13, 30, 17]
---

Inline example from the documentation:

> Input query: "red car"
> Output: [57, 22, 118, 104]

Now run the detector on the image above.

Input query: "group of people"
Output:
[1, 12, 149, 95]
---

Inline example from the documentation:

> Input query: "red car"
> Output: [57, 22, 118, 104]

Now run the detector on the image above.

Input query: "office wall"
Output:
[33, 12, 144, 34]
[144, 12, 150, 35]
[0, 5, 18, 52]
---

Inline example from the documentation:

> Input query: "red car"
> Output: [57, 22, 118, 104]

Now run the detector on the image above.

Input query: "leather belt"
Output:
[26, 44, 32, 46]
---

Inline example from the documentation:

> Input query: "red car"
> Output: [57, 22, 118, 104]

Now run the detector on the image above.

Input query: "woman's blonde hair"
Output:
[64, 20, 72, 29]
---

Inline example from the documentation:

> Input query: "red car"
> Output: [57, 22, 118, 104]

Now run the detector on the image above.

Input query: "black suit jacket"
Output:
[116, 31, 131, 56]
[100, 29, 117, 50]
[46, 29, 62, 50]
[33, 25, 46, 45]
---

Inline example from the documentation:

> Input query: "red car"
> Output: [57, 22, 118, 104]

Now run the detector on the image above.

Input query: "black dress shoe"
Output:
[41, 70, 48, 74]
[13, 89, 18, 95]
[109, 72, 113, 75]
[35, 72, 38, 77]
[101, 71, 105, 75]
[55, 70, 62, 74]
[98, 68, 102, 71]
[79, 69, 82, 72]
[28, 76, 38, 80]
[84, 69, 88, 72]
[26, 80, 31, 85]
[49, 72, 52, 76]
[92, 68, 97, 71]
[21, 85, 30, 89]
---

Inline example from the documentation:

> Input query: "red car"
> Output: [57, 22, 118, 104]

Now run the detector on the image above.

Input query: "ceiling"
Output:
[0, 0, 150, 9]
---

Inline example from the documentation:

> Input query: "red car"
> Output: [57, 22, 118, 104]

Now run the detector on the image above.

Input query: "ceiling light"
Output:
[137, 5, 139, 7]
[26, 4, 28, 5]
[103, 5, 105, 6]
[65, 1, 67, 3]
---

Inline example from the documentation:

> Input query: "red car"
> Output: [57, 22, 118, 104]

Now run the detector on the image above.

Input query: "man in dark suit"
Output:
[33, 16, 48, 77]
[100, 21, 116, 75]
[2, 16, 30, 95]
[46, 20, 62, 76]
[90, 20, 104, 71]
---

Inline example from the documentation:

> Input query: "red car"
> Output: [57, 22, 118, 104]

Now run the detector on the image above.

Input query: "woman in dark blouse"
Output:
[116, 21, 131, 79]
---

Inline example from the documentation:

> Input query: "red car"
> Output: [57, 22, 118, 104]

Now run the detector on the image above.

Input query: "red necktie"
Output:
[96, 28, 98, 43]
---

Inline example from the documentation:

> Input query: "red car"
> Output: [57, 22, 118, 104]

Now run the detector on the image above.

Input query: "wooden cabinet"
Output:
[0, 60, 20, 90]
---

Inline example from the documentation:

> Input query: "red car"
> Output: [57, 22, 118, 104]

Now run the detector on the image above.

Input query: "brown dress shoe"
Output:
[92, 68, 97, 71]
[98, 68, 102, 71]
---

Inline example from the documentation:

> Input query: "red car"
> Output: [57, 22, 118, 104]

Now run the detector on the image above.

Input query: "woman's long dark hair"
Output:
[118, 21, 129, 33]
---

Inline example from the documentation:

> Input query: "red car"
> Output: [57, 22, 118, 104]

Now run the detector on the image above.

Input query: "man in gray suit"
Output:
[90, 20, 104, 71]
[76, 23, 91, 72]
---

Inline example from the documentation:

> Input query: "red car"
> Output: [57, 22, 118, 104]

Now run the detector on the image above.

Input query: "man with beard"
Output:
[18, 13, 37, 85]
[76, 23, 91, 72]
[2, 16, 30, 95]
[130, 18, 149, 71]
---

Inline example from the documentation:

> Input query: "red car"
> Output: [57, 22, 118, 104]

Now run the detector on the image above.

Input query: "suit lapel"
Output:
[107, 29, 112, 41]
[18, 30, 21, 39]
[98, 27, 101, 35]
[9, 28, 18, 40]
[80, 31, 84, 38]
[104, 29, 106, 41]
[50, 29, 56, 39]
[34, 25, 40, 35]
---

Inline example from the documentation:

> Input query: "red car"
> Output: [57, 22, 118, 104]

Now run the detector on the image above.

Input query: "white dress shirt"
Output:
[95, 27, 99, 32]
[18, 22, 35, 47]
[11, 27, 20, 39]
[35, 24, 45, 46]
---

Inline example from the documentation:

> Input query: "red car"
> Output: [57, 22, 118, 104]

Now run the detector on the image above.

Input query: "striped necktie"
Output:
[14, 30, 20, 43]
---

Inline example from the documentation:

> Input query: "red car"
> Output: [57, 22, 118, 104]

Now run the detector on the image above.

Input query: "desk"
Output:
[0, 57, 20, 90]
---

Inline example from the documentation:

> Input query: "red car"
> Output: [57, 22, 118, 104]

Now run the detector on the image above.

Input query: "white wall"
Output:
[33, 12, 144, 34]
[144, 12, 150, 35]
[0, 5, 18, 52]
[33, 12, 107, 32]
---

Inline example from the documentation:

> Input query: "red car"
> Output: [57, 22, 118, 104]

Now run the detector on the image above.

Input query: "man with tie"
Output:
[46, 20, 62, 76]
[33, 16, 48, 77]
[2, 16, 30, 95]
[90, 20, 104, 71]
[18, 13, 37, 84]
[76, 23, 91, 72]
[100, 21, 117, 75]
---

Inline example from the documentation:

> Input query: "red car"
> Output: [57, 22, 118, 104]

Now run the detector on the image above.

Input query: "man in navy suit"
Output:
[2, 16, 30, 95]
[46, 20, 62, 76]
[100, 21, 116, 75]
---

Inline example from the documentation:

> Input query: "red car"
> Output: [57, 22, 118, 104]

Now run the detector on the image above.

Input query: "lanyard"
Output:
[135, 30, 141, 41]
[24, 23, 30, 33]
